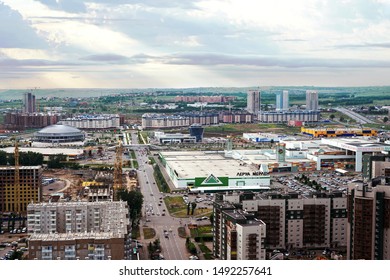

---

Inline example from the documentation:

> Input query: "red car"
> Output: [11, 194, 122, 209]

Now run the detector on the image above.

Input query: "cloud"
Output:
[33, 0, 201, 13]
[0, 3, 47, 49]
[334, 42, 390, 49]
[80, 53, 129, 63]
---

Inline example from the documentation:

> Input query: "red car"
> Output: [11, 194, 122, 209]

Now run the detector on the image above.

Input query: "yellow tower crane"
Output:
[113, 140, 123, 190]
[14, 139, 21, 213]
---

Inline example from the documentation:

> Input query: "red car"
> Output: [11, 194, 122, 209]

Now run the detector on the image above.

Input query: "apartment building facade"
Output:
[347, 154, 390, 259]
[0, 166, 42, 213]
[27, 201, 129, 234]
[213, 191, 347, 257]
[213, 205, 266, 260]
[27, 201, 129, 260]
[28, 232, 124, 260]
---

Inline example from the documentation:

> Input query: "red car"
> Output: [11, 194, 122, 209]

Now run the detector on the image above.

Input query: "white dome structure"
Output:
[34, 124, 85, 143]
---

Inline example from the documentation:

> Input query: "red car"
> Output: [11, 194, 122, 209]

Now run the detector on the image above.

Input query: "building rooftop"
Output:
[29, 231, 124, 241]
[37, 124, 82, 134]
[160, 151, 263, 178]
[0, 147, 84, 156]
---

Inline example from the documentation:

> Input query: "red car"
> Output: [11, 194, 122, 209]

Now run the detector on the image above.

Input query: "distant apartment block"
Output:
[174, 95, 236, 103]
[276, 90, 289, 111]
[306, 90, 318, 111]
[141, 112, 219, 129]
[247, 90, 260, 114]
[59, 114, 121, 129]
[258, 110, 320, 123]
[0, 166, 42, 213]
[23, 92, 36, 113]
[221, 112, 253, 123]
[4, 112, 62, 130]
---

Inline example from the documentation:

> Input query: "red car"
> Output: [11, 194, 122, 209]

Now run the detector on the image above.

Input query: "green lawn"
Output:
[143, 227, 156, 239]
[164, 196, 212, 218]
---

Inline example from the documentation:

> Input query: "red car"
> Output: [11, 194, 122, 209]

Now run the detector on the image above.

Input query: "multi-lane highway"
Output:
[129, 131, 192, 260]
[335, 107, 374, 124]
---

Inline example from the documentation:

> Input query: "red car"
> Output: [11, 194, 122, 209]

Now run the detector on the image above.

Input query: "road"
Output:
[129, 131, 192, 260]
[335, 107, 374, 124]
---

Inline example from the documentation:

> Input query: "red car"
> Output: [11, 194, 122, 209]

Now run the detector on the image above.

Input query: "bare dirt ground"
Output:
[42, 169, 82, 201]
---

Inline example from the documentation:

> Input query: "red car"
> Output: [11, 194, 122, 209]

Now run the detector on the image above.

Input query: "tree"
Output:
[384, 116, 389, 123]
[0, 151, 7, 165]
[117, 189, 144, 228]
[209, 213, 214, 225]
[329, 114, 335, 120]
[47, 154, 67, 169]
[339, 116, 345, 122]
[191, 202, 197, 215]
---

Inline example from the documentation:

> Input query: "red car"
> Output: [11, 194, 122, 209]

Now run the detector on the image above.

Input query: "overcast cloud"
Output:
[0, 0, 390, 88]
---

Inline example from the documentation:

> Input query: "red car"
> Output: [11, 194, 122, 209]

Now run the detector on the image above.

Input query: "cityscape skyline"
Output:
[1, 0, 390, 89]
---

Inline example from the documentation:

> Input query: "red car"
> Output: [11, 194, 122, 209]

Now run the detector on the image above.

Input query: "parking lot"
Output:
[0, 232, 28, 260]
[273, 171, 359, 195]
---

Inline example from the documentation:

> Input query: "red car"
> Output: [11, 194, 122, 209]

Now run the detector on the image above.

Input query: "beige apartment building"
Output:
[27, 201, 129, 260]
[213, 191, 347, 258]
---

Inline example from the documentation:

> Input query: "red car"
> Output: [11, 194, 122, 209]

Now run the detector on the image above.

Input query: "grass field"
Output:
[143, 227, 156, 239]
[164, 196, 212, 218]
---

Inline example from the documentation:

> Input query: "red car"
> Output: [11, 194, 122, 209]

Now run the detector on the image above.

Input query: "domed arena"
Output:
[34, 124, 85, 143]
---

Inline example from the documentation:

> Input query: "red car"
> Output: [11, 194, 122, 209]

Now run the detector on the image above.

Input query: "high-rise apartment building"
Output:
[347, 154, 390, 260]
[306, 90, 318, 111]
[276, 90, 289, 111]
[247, 90, 260, 114]
[0, 166, 42, 213]
[27, 201, 130, 260]
[212, 198, 266, 260]
[23, 92, 36, 113]
[213, 191, 347, 256]
[27, 201, 129, 235]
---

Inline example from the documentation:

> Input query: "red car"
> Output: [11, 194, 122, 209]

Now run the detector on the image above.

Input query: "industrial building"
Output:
[265, 138, 390, 172]
[347, 154, 390, 260]
[158, 150, 271, 192]
[0, 147, 84, 162]
[258, 110, 320, 123]
[33, 124, 85, 144]
[301, 127, 378, 138]
[188, 123, 204, 142]
[154, 131, 197, 144]
[213, 191, 347, 255]
[59, 114, 121, 129]
[0, 166, 42, 213]
[242, 133, 282, 143]
[141, 112, 219, 129]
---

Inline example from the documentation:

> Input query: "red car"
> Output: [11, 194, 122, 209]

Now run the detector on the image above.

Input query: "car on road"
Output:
[189, 255, 199, 260]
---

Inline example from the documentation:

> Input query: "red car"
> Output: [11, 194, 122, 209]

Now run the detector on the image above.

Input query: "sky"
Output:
[0, 0, 390, 89]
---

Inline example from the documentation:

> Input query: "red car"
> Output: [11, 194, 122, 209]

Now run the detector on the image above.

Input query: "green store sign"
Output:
[194, 174, 229, 187]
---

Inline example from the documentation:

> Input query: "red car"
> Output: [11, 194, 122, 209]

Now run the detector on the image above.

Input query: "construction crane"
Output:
[14, 139, 20, 213]
[113, 140, 123, 190]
